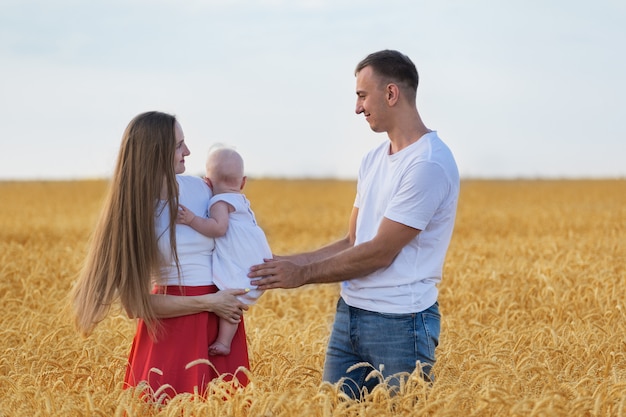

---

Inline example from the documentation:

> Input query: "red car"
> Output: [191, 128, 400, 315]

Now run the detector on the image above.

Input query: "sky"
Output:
[1, 0, 625, 181]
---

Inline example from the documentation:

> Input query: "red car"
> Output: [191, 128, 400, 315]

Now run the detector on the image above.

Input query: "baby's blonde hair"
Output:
[206, 146, 244, 189]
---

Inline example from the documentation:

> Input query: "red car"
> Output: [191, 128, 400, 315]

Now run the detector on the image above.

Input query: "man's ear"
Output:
[386, 83, 399, 106]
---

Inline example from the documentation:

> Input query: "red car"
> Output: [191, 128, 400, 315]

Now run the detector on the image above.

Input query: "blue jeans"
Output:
[322, 297, 440, 398]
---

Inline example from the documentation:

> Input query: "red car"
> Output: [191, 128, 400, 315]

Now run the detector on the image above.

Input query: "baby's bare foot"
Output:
[208, 342, 231, 356]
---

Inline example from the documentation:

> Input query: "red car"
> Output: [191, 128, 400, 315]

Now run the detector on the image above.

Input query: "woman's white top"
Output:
[155, 175, 215, 286]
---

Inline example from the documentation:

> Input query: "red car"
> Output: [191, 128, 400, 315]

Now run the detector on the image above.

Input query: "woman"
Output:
[72, 111, 250, 400]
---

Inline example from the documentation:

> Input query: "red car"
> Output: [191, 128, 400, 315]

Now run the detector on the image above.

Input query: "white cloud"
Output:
[1, 0, 625, 180]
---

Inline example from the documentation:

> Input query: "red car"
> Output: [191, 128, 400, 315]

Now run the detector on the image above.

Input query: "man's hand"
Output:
[248, 259, 308, 290]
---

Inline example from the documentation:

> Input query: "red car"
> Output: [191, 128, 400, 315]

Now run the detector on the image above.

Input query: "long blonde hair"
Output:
[72, 111, 180, 337]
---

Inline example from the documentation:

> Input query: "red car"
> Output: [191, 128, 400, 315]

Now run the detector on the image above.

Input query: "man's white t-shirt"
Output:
[341, 131, 459, 314]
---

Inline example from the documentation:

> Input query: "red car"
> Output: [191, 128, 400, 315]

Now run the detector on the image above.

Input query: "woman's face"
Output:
[173, 121, 190, 174]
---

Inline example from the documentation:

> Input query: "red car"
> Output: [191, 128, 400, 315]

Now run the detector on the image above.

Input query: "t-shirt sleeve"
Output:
[384, 161, 450, 231]
[353, 152, 370, 210]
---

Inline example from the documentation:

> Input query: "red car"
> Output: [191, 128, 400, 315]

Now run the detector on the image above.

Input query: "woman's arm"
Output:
[146, 288, 250, 323]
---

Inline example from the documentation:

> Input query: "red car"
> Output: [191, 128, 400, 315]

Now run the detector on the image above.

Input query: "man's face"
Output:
[355, 66, 389, 133]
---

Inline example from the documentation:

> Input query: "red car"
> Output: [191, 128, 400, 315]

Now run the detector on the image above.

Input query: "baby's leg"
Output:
[208, 318, 239, 356]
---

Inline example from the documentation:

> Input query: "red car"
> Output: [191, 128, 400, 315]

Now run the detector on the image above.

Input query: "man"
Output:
[249, 49, 459, 398]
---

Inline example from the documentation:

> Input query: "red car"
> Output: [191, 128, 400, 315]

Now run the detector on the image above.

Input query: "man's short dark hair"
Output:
[355, 49, 419, 94]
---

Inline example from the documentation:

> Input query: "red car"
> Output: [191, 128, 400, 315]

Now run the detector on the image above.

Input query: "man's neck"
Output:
[387, 125, 431, 154]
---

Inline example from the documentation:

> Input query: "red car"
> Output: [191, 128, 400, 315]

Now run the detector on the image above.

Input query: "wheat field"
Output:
[1, 178, 625, 416]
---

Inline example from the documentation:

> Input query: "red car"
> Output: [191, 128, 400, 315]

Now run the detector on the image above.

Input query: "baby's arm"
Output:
[176, 202, 231, 238]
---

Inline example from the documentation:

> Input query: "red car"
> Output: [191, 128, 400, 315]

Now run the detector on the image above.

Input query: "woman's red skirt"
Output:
[123, 285, 250, 399]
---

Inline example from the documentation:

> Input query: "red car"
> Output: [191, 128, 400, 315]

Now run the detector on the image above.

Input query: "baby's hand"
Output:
[176, 204, 196, 225]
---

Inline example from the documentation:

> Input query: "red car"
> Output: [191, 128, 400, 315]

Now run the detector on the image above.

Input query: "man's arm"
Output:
[281, 206, 359, 265]
[249, 207, 420, 289]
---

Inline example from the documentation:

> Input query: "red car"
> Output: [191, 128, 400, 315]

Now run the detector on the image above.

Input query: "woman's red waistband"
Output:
[153, 285, 218, 296]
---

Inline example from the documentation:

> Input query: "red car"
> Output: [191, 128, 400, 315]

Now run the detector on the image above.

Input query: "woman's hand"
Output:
[147, 289, 249, 320]
[204, 289, 250, 324]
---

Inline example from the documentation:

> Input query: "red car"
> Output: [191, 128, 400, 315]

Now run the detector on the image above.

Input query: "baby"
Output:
[177, 146, 271, 355]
